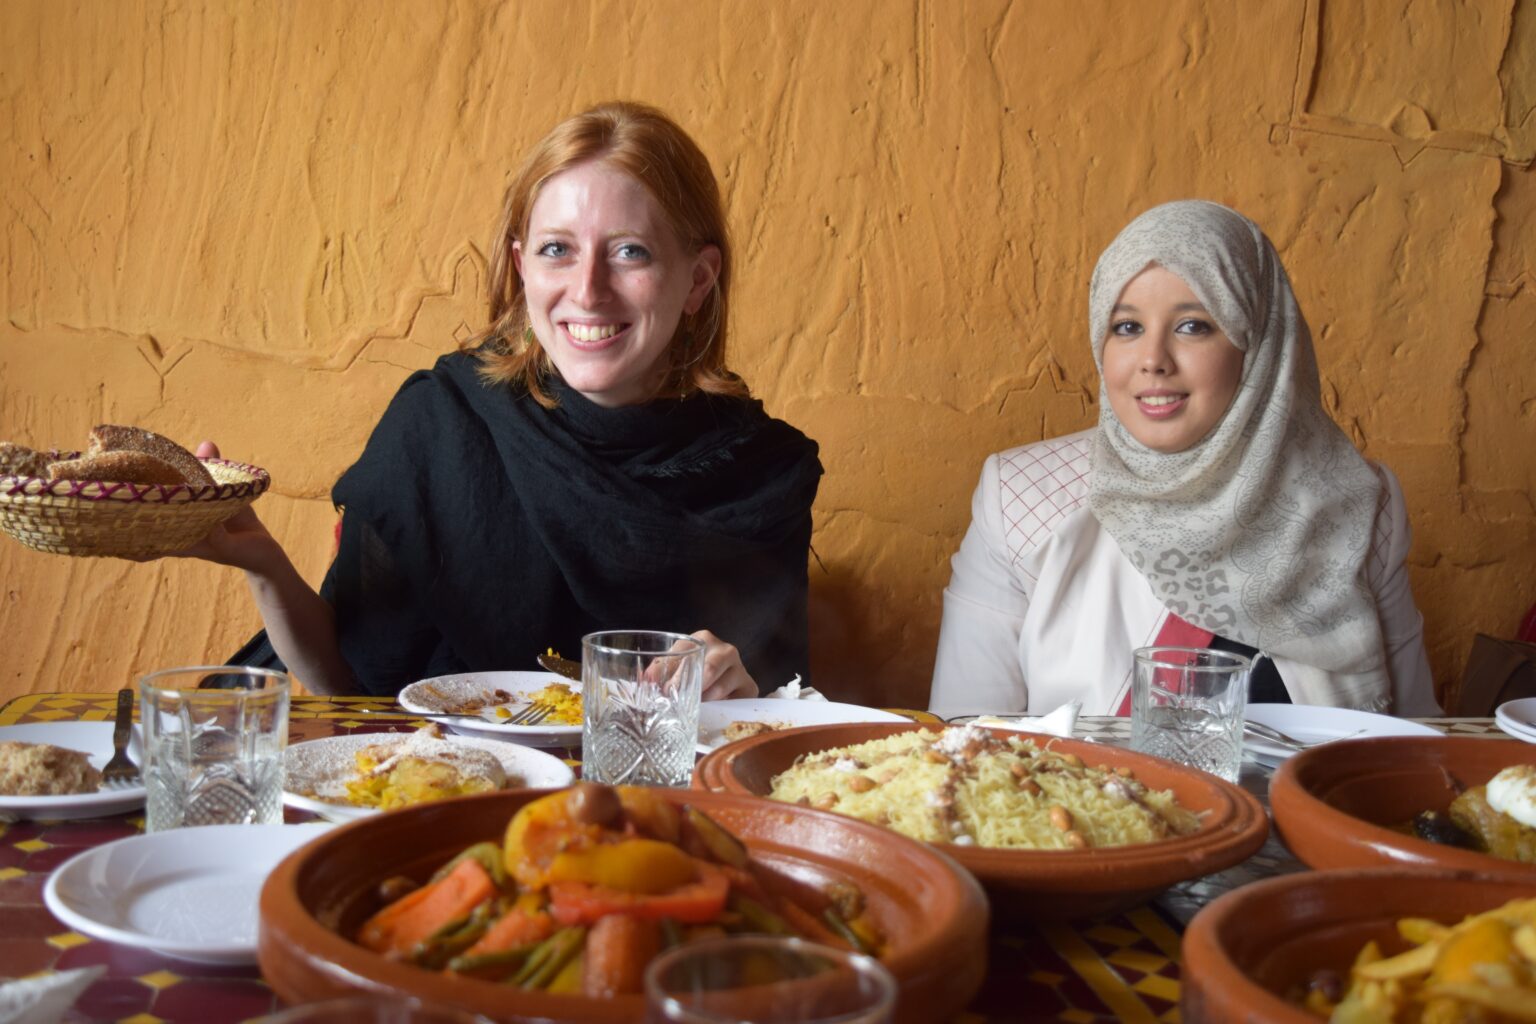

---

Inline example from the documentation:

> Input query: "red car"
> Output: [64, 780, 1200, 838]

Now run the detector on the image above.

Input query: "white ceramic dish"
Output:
[43, 822, 332, 964]
[0, 721, 147, 820]
[1243, 703, 1441, 766]
[282, 731, 575, 822]
[1495, 697, 1536, 744]
[696, 698, 910, 753]
[397, 671, 581, 747]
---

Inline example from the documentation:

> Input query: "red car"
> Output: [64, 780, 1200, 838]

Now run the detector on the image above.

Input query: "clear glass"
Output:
[139, 666, 290, 832]
[258, 997, 491, 1023]
[645, 935, 897, 1024]
[582, 630, 704, 788]
[1130, 646, 1250, 783]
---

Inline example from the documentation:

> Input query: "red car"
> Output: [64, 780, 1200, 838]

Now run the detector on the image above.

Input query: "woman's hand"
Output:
[159, 441, 287, 574]
[692, 630, 757, 701]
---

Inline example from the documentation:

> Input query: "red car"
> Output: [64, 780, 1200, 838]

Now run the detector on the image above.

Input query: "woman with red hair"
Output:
[185, 103, 821, 699]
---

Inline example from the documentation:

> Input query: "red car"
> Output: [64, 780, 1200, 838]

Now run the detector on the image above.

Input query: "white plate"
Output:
[1495, 698, 1536, 744]
[0, 722, 147, 820]
[398, 671, 581, 747]
[43, 822, 332, 964]
[696, 699, 911, 753]
[1243, 703, 1441, 766]
[282, 731, 575, 822]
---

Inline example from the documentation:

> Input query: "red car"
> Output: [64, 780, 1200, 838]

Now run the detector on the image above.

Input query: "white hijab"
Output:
[1087, 200, 1390, 710]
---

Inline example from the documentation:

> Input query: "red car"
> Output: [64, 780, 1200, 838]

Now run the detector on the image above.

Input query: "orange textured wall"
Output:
[2, 1, 1532, 712]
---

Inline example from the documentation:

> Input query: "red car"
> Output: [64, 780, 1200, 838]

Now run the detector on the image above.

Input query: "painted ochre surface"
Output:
[1, 1, 1532, 713]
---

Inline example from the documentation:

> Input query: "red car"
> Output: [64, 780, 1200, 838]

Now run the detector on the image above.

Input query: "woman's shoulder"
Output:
[974, 428, 1096, 555]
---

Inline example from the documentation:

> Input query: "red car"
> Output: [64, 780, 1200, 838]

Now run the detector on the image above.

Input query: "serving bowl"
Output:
[1270, 735, 1536, 875]
[1181, 868, 1536, 1023]
[693, 722, 1269, 920]
[259, 787, 989, 1024]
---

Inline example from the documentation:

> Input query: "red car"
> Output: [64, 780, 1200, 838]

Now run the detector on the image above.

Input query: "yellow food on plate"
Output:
[1299, 897, 1536, 1021]
[0, 740, 102, 795]
[768, 725, 1200, 850]
[490, 682, 583, 726]
[345, 725, 506, 810]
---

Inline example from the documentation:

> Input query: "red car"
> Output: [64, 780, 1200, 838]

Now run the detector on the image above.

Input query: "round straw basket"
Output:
[0, 456, 270, 559]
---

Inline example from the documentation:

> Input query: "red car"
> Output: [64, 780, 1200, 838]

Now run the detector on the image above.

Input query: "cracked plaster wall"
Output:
[2, 0, 1532, 712]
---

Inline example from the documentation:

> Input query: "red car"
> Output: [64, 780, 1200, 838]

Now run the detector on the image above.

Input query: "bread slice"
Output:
[0, 442, 52, 478]
[49, 450, 188, 487]
[89, 425, 214, 487]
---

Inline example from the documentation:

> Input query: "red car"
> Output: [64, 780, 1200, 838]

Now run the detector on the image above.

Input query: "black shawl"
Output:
[316, 350, 821, 696]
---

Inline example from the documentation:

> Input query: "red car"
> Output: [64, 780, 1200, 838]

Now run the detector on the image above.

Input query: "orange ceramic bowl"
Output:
[693, 722, 1269, 920]
[1182, 868, 1536, 1023]
[1270, 735, 1536, 876]
[258, 788, 989, 1024]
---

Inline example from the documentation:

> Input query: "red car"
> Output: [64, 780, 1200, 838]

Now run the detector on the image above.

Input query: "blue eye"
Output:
[615, 243, 651, 261]
[536, 241, 569, 258]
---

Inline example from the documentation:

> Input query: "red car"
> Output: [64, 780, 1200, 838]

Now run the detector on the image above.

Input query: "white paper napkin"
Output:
[969, 700, 1081, 738]
[0, 966, 105, 1024]
[765, 675, 827, 702]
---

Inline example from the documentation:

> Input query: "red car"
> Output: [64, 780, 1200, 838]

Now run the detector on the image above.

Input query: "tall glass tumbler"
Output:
[140, 666, 290, 832]
[1129, 646, 1250, 783]
[582, 630, 704, 788]
[645, 935, 897, 1024]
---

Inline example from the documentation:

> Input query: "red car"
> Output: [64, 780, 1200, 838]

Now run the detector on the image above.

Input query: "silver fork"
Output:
[1243, 720, 1366, 750]
[101, 688, 140, 787]
[504, 701, 554, 726]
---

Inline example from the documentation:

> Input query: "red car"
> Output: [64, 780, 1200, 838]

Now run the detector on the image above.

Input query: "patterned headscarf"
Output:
[1087, 200, 1389, 709]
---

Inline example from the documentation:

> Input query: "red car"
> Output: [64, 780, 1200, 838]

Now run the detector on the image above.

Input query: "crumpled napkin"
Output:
[0, 966, 106, 1024]
[764, 674, 826, 702]
[968, 700, 1081, 738]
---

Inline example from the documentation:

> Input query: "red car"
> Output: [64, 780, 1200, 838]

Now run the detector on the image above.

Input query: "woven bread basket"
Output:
[0, 455, 270, 559]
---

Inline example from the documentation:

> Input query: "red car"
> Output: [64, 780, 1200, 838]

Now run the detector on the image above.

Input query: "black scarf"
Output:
[320, 351, 821, 696]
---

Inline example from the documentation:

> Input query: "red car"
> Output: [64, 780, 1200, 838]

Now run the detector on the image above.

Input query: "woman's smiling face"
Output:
[513, 161, 720, 407]
[1101, 265, 1246, 453]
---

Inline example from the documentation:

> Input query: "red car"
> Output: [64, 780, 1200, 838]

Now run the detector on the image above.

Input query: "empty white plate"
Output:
[1244, 703, 1441, 767]
[43, 822, 332, 964]
[1496, 697, 1536, 744]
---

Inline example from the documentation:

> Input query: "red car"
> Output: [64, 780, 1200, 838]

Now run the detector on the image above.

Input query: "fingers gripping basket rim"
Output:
[0, 455, 271, 558]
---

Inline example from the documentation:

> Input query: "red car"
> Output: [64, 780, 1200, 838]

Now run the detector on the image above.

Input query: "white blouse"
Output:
[928, 430, 1440, 718]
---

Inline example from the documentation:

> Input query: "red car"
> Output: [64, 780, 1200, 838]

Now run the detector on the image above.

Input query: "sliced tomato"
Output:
[549, 863, 730, 926]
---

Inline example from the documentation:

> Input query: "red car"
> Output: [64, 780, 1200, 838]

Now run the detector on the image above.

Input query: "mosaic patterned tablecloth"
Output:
[0, 693, 1501, 1024]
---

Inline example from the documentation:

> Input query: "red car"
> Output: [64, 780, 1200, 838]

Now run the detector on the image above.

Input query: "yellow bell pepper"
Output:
[546, 838, 699, 894]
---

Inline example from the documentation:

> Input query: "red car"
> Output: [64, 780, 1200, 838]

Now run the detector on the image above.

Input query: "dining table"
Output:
[0, 691, 1509, 1024]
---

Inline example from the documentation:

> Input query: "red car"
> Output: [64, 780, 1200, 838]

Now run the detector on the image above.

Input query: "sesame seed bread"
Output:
[89, 425, 215, 487]
[48, 450, 189, 487]
[0, 442, 51, 478]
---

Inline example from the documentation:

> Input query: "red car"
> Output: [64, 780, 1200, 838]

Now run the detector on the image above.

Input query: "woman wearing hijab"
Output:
[181, 102, 822, 698]
[929, 200, 1439, 718]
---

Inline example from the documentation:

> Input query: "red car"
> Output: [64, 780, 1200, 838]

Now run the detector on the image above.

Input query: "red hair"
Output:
[475, 102, 746, 407]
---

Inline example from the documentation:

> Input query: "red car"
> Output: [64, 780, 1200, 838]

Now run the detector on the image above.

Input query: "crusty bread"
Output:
[0, 442, 52, 478]
[49, 450, 188, 486]
[0, 740, 101, 795]
[89, 425, 214, 487]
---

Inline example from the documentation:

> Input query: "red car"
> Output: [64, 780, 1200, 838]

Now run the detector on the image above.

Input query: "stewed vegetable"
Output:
[355, 782, 883, 996]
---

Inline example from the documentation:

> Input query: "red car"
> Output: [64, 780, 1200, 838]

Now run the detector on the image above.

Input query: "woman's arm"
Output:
[929, 454, 1032, 717]
[172, 442, 359, 695]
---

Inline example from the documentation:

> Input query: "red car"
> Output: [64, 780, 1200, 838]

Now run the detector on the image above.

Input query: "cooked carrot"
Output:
[583, 913, 661, 997]
[358, 856, 497, 957]
[463, 908, 555, 957]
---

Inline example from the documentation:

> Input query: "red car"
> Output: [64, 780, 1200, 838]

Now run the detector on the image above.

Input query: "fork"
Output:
[101, 688, 140, 787]
[1243, 720, 1366, 750]
[503, 701, 555, 726]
